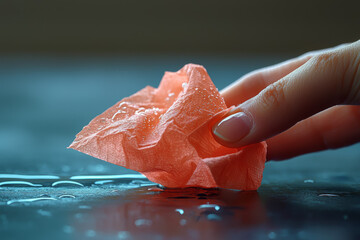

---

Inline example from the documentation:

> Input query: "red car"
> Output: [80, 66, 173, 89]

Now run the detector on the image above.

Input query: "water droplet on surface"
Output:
[134, 219, 152, 227]
[70, 174, 146, 180]
[304, 179, 314, 183]
[179, 219, 187, 226]
[182, 82, 187, 89]
[52, 180, 84, 187]
[318, 193, 339, 197]
[198, 204, 221, 211]
[59, 194, 76, 199]
[7, 197, 57, 205]
[85, 230, 96, 237]
[118, 231, 131, 239]
[79, 205, 92, 209]
[195, 87, 198, 91]
[207, 214, 222, 221]
[37, 209, 52, 217]
[0, 174, 59, 180]
[147, 187, 164, 192]
[63, 225, 74, 234]
[0, 181, 42, 187]
[168, 92, 175, 97]
[94, 180, 114, 185]
[175, 209, 184, 215]
[268, 231, 277, 239]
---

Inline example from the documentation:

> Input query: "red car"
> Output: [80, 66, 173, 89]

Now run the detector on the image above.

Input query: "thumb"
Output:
[213, 41, 360, 148]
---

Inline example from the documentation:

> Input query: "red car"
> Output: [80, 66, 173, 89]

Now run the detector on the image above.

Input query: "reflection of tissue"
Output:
[69, 64, 266, 190]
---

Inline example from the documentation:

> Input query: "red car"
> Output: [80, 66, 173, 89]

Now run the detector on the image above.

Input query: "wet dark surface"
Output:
[1, 56, 360, 240]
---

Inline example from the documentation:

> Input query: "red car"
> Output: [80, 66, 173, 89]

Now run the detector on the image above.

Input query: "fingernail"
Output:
[213, 112, 252, 143]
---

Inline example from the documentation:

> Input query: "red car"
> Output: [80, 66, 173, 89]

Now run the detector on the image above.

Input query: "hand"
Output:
[212, 40, 360, 160]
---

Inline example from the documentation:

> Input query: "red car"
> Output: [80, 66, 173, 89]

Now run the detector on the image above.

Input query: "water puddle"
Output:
[0, 173, 153, 188]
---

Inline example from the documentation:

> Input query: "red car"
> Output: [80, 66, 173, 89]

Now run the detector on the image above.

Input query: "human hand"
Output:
[212, 40, 360, 160]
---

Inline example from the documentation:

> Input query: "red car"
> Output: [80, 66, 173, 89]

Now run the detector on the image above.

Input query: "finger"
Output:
[266, 105, 360, 160]
[220, 56, 311, 107]
[213, 41, 360, 148]
[220, 42, 352, 107]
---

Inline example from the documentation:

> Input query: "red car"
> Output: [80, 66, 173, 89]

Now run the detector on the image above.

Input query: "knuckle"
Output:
[258, 80, 286, 109]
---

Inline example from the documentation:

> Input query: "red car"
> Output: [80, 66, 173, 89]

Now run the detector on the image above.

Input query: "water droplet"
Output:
[148, 187, 164, 192]
[118, 231, 131, 239]
[179, 219, 187, 226]
[182, 82, 187, 89]
[195, 87, 198, 91]
[63, 225, 74, 234]
[198, 204, 221, 211]
[0, 174, 59, 180]
[85, 230, 96, 237]
[59, 194, 76, 199]
[168, 92, 175, 97]
[94, 180, 114, 185]
[175, 209, 184, 215]
[268, 231, 277, 239]
[319, 193, 339, 197]
[70, 174, 146, 180]
[207, 214, 222, 221]
[130, 180, 156, 187]
[134, 219, 152, 227]
[304, 179, 314, 183]
[7, 197, 57, 205]
[0, 181, 42, 187]
[52, 180, 84, 187]
[79, 205, 92, 209]
[37, 209, 52, 217]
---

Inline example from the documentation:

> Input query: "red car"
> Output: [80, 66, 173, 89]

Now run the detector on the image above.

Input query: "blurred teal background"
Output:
[0, 0, 359, 175]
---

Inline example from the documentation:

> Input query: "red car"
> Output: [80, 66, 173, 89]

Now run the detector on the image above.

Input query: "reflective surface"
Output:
[1, 56, 360, 240]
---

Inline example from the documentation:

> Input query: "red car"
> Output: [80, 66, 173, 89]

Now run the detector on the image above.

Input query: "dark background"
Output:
[1, 0, 359, 55]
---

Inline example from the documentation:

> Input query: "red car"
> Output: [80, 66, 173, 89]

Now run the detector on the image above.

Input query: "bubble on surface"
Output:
[0, 181, 42, 187]
[52, 180, 84, 187]
[134, 219, 152, 227]
[7, 197, 57, 205]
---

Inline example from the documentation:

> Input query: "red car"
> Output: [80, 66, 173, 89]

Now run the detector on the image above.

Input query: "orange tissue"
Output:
[69, 64, 267, 190]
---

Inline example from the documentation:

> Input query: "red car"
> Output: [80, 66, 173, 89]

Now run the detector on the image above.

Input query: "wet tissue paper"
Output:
[69, 64, 266, 190]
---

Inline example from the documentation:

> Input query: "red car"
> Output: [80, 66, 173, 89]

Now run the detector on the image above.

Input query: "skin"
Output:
[212, 40, 360, 160]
